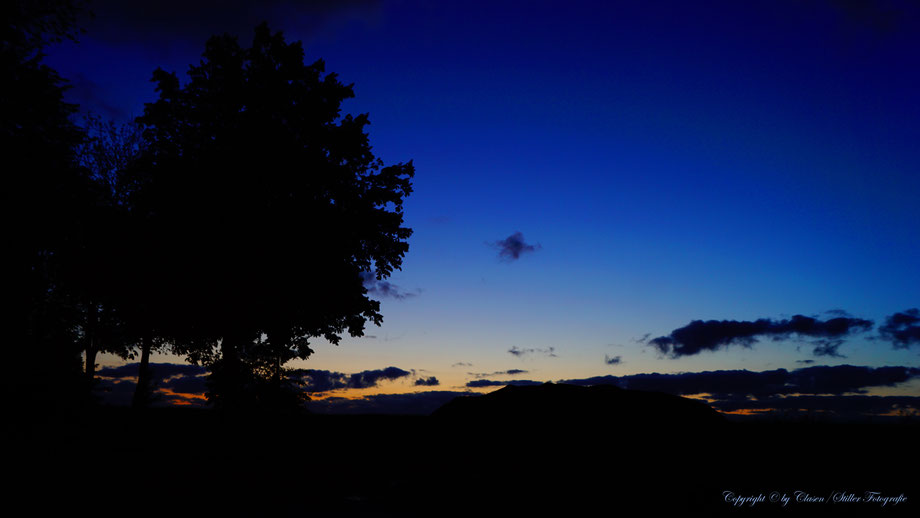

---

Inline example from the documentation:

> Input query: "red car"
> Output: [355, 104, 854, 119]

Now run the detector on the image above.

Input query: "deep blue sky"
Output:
[46, 1, 920, 402]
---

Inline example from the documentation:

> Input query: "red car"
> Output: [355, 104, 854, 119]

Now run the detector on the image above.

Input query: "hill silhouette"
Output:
[433, 381, 725, 427]
[5, 401, 917, 516]
[426, 383, 915, 516]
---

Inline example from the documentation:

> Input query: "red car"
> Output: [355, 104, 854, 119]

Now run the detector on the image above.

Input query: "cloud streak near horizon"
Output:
[469, 369, 528, 378]
[98, 363, 207, 381]
[466, 379, 543, 388]
[559, 365, 920, 398]
[455, 364, 920, 419]
[290, 367, 413, 392]
[89, 361, 920, 418]
[508, 346, 557, 359]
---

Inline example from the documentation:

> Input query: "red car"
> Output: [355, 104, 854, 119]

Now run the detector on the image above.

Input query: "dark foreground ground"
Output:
[4, 407, 917, 517]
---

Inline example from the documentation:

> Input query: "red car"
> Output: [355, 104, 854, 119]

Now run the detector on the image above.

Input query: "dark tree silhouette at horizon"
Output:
[134, 23, 414, 409]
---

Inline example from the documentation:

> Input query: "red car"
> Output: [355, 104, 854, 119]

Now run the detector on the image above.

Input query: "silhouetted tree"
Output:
[76, 113, 148, 206]
[2, 0, 94, 413]
[74, 114, 165, 407]
[135, 23, 414, 410]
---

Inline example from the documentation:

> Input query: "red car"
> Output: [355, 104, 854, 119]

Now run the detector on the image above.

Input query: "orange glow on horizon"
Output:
[158, 387, 208, 403]
[720, 408, 776, 416]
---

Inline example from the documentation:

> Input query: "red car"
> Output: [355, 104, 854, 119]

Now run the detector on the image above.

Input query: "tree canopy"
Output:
[134, 23, 414, 408]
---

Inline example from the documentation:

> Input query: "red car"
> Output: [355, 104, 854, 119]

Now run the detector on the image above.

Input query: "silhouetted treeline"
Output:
[4, 0, 413, 415]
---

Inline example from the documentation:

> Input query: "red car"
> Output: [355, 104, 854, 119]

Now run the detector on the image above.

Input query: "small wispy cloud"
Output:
[508, 346, 557, 359]
[812, 339, 846, 358]
[466, 379, 544, 388]
[360, 271, 420, 300]
[469, 369, 528, 379]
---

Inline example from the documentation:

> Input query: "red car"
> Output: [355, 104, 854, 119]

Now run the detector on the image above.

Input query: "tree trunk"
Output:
[84, 302, 98, 385]
[132, 335, 152, 409]
[216, 332, 246, 409]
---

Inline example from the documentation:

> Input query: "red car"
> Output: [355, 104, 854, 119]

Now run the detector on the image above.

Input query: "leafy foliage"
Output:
[135, 23, 414, 408]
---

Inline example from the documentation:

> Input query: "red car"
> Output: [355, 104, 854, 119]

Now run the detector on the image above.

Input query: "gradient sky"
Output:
[45, 0, 920, 408]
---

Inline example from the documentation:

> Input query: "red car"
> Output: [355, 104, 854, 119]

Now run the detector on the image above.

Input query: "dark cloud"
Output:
[348, 367, 412, 389]
[508, 346, 557, 358]
[452, 362, 473, 368]
[796, 359, 816, 364]
[94, 363, 211, 407]
[492, 232, 540, 261]
[360, 271, 419, 300]
[93, 378, 137, 406]
[879, 309, 920, 348]
[160, 375, 208, 395]
[558, 365, 920, 399]
[307, 391, 474, 415]
[604, 355, 622, 365]
[790, 365, 920, 395]
[466, 379, 545, 388]
[291, 369, 348, 392]
[414, 376, 440, 387]
[96, 364, 140, 378]
[647, 315, 873, 358]
[97, 363, 208, 382]
[559, 370, 787, 398]
[95, 376, 206, 407]
[292, 367, 412, 392]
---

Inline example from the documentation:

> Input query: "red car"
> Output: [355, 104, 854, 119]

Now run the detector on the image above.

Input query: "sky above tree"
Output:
[46, 0, 920, 414]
